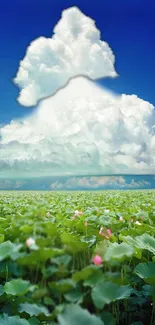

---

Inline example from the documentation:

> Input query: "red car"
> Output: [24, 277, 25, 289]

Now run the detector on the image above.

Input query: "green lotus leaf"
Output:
[0, 241, 22, 261]
[19, 303, 50, 317]
[121, 234, 155, 255]
[72, 265, 101, 282]
[58, 304, 104, 325]
[0, 314, 29, 325]
[91, 281, 132, 309]
[4, 278, 30, 296]
[104, 242, 134, 262]
[134, 262, 155, 285]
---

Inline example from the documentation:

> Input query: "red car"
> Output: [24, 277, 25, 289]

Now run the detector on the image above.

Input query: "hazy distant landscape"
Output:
[0, 174, 154, 190]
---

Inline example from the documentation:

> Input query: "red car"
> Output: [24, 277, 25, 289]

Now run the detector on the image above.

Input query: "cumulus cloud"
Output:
[0, 176, 151, 190]
[49, 176, 151, 190]
[0, 76, 155, 177]
[13, 6, 117, 106]
[127, 179, 151, 188]
[1, 7, 155, 177]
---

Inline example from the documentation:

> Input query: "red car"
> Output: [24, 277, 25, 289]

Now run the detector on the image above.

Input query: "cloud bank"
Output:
[13, 6, 117, 106]
[0, 176, 152, 191]
[1, 76, 155, 177]
[50, 176, 151, 190]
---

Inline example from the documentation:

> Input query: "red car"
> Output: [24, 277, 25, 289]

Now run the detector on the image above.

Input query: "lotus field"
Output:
[0, 190, 155, 325]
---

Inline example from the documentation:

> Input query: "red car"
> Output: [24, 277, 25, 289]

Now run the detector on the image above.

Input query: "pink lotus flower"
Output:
[107, 229, 112, 238]
[26, 237, 35, 247]
[99, 227, 112, 239]
[93, 255, 103, 265]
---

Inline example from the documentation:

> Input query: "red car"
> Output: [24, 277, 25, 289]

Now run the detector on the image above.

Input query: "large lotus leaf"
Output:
[18, 248, 59, 266]
[83, 269, 105, 287]
[120, 234, 155, 255]
[58, 304, 104, 325]
[49, 279, 76, 293]
[4, 279, 30, 296]
[104, 242, 134, 262]
[72, 265, 101, 282]
[0, 241, 22, 261]
[85, 215, 98, 223]
[134, 262, 155, 285]
[142, 284, 155, 298]
[99, 215, 113, 226]
[91, 281, 132, 309]
[19, 303, 50, 317]
[0, 314, 29, 325]
[51, 254, 72, 266]
[61, 233, 87, 253]
[64, 287, 84, 303]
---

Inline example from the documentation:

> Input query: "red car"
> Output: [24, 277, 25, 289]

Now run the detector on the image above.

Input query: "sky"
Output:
[0, 0, 155, 122]
[0, 0, 155, 189]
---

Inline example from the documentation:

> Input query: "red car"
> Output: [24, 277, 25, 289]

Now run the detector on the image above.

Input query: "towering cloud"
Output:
[0, 77, 155, 177]
[13, 7, 117, 106]
[1, 7, 155, 178]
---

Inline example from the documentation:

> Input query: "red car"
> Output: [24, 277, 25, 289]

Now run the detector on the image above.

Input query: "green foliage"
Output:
[0, 190, 155, 324]
[57, 304, 104, 325]
[100, 312, 116, 325]
[134, 262, 155, 284]
[18, 303, 50, 317]
[104, 242, 134, 262]
[121, 233, 155, 255]
[4, 279, 30, 296]
[91, 281, 132, 308]
[0, 315, 29, 325]
[72, 265, 100, 282]
[0, 241, 22, 261]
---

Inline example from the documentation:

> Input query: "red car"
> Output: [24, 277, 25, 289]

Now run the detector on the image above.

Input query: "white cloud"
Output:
[78, 176, 151, 189]
[1, 7, 155, 177]
[13, 6, 117, 106]
[0, 76, 155, 177]
[0, 176, 151, 190]
[127, 179, 151, 188]
[49, 176, 151, 190]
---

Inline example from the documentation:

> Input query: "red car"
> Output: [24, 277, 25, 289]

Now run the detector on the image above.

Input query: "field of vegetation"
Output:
[0, 190, 155, 325]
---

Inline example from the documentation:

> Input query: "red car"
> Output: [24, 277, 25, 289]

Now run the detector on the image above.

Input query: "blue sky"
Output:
[0, 0, 155, 123]
[0, 0, 155, 186]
